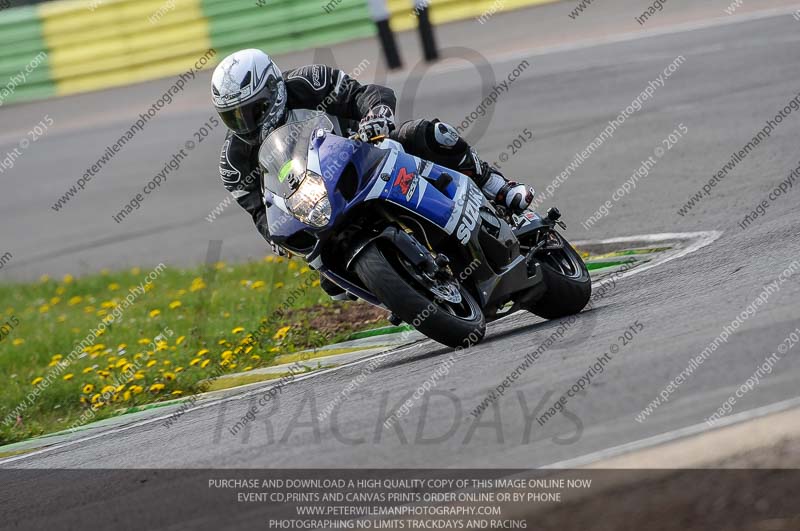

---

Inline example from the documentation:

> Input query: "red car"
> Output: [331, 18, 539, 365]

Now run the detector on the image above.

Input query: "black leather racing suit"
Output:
[218, 64, 485, 243]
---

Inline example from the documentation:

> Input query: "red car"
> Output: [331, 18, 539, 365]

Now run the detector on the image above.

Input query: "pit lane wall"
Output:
[0, 0, 554, 106]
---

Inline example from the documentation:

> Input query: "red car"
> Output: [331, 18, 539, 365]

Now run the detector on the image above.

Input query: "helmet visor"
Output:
[218, 97, 266, 138]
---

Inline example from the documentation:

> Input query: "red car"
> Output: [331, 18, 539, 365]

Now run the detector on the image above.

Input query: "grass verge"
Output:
[0, 256, 387, 444]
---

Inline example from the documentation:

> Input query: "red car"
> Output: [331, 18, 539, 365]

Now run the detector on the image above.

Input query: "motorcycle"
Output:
[258, 113, 591, 348]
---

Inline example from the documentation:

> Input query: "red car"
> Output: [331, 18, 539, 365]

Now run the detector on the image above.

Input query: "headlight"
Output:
[286, 171, 331, 227]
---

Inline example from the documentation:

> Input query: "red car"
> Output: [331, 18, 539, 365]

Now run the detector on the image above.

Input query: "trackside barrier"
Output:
[0, 0, 555, 105]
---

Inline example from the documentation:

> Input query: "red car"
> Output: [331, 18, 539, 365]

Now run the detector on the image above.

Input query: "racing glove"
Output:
[358, 105, 396, 142]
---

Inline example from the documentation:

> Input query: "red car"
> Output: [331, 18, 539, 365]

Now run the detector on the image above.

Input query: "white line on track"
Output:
[0, 231, 721, 466]
[542, 395, 800, 469]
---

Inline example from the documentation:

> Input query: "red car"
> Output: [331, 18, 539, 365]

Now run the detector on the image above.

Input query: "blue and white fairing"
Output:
[260, 114, 483, 245]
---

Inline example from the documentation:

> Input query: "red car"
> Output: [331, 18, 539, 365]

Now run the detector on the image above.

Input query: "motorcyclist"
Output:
[211, 49, 534, 293]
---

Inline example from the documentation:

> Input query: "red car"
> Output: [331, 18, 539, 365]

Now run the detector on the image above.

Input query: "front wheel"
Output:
[354, 244, 486, 348]
[526, 231, 591, 319]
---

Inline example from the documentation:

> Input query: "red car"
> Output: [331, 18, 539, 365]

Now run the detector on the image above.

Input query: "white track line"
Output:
[0, 231, 720, 466]
[542, 396, 800, 469]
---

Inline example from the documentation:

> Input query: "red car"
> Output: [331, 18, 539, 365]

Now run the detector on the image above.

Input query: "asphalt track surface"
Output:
[2, 0, 800, 483]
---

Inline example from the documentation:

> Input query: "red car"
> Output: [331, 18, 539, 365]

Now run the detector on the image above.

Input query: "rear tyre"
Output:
[526, 232, 591, 319]
[354, 244, 486, 348]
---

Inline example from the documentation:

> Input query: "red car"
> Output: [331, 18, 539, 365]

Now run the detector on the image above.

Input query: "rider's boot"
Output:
[457, 148, 534, 214]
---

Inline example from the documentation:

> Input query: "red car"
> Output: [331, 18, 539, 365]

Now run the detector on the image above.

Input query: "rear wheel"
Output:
[526, 231, 591, 319]
[354, 244, 486, 348]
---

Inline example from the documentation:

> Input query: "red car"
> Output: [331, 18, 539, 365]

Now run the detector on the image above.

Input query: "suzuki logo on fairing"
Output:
[456, 188, 482, 244]
[393, 167, 418, 202]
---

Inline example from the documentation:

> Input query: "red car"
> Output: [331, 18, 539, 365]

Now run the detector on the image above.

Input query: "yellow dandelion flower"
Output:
[82, 367, 94, 374]
[38, 304, 50, 313]
[243, 366, 253, 372]
[82, 384, 94, 394]
[50, 297, 61, 305]
[123, 390, 132, 401]
[273, 326, 292, 341]
[12, 338, 25, 346]
[68, 296, 83, 306]
[273, 282, 285, 289]
[115, 384, 125, 393]
[133, 372, 145, 380]
[96, 329, 105, 336]
[171, 390, 184, 396]
[217, 339, 228, 345]
[108, 283, 120, 291]
[149, 383, 165, 392]
[221, 350, 233, 361]
[131, 267, 141, 275]
[149, 309, 161, 318]
[156, 341, 168, 351]
[175, 367, 183, 373]
[250, 354, 261, 362]
[169, 300, 182, 310]
[101, 385, 115, 395]
[214, 261, 226, 270]
[51, 354, 63, 362]
[63, 373, 74, 381]
[288, 261, 298, 271]
[239, 279, 251, 287]
[130, 385, 144, 394]
[97, 370, 110, 378]
[227, 363, 237, 370]
[31, 376, 44, 386]
[162, 360, 171, 366]
[312, 279, 321, 287]
[175, 335, 186, 346]
[164, 372, 176, 381]
[200, 359, 211, 369]
[100, 301, 115, 309]
[197, 349, 210, 356]
[245, 346, 254, 354]
[190, 278, 206, 292]
[55, 286, 66, 295]
[269, 347, 280, 353]
[57, 314, 67, 323]
[115, 358, 128, 368]
[91, 393, 101, 404]
[62, 274, 74, 284]
[122, 364, 134, 373]
[138, 338, 151, 345]
[264, 255, 275, 263]
[251, 280, 266, 290]
[231, 327, 245, 334]
[189, 358, 201, 366]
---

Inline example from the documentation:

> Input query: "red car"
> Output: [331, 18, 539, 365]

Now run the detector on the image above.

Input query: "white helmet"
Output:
[211, 49, 287, 145]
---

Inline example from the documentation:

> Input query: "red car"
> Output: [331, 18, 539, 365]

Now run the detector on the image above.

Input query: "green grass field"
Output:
[0, 257, 387, 445]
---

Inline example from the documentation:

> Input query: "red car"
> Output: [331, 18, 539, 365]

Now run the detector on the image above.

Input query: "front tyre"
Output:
[526, 231, 591, 320]
[354, 244, 486, 348]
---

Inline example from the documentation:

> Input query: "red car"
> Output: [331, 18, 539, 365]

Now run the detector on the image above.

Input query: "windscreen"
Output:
[258, 113, 335, 198]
